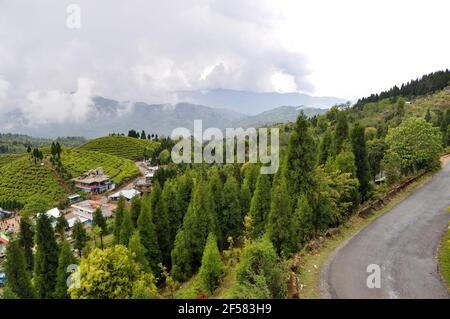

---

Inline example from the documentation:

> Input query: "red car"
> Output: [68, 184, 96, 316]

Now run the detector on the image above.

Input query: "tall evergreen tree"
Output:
[72, 220, 88, 258]
[285, 112, 317, 208]
[333, 111, 349, 155]
[248, 173, 271, 239]
[137, 193, 161, 276]
[19, 216, 34, 271]
[198, 233, 223, 294]
[4, 240, 35, 299]
[34, 213, 59, 299]
[54, 241, 76, 299]
[150, 181, 171, 266]
[351, 123, 372, 200]
[318, 130, 332, 165]
[55, 214, 69, 239]
[425, 109, 431, 122]
[120, 209, 134, 247]
[128, 230, 150, 272]
[113, 195, 126, 245]
[171, 228, 192, 282]
[208, 169, 224, 245]
[290, 194, 314, 247]
[92, 208, 107, 249]
[130, 195, 141, 228]
[266, 175, 292, 255]
[221, 175, 243, 246]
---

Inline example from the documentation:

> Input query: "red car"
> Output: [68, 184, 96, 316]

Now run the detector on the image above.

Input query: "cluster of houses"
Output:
[0, 164, 160, 282]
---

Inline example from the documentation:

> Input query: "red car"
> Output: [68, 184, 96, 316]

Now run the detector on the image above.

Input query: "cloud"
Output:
[0, 0, 311, 127]
[0, 77, 9, 110]
[24, 78, 95, 125]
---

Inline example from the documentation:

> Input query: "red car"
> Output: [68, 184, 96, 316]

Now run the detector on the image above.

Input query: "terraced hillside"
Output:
[78, 136, 159, 160]
[0, 154, 23, 168]
[61, 148, 139, 185]
[0, 156, 67, 208]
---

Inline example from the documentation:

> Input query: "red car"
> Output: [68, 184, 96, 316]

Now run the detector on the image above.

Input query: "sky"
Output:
[0, 0, 449, 126]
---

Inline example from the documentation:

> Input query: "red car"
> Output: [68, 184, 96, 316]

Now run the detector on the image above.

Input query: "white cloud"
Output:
[24, 78, 95, 125]
[0, 77, 10, 110]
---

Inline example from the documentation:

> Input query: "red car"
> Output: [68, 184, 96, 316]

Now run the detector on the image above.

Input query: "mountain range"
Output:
[5, 89, 345, 138]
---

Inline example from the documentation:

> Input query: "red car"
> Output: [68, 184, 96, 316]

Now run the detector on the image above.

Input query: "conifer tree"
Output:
[150, 181, 171, 266]
[171, 228, 192, 282]
[198, 233, 223, 294]
[319, 130, 332, 165]
[55, 214, 69, 239]
[290, 194, 314, 247]
[130, 195, 141, 228]
[248, 173, 271, 239]
[113, 195, 126, 245]
[54, 241, 76, 299]
[72, 219, 88, 258]
[266, 175, 292, 255]
[34, 213, 59, 299]
[137, 193, 161, 276]
[425, 109, 431, 122]
[351, 123, 371, 200]
[120, 209, 134, 247]
[92, 208, 107, 249]
[285, 112, 317, 201]
[333, 111, 349, 155]
[128, 230, 150, 272]
[208, 169, 224, 244]
[4, 240, 35, 299]
[221, 175, 243, 246]
[19, 216, 34, 271]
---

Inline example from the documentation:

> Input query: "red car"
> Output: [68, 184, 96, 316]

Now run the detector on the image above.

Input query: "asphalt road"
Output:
[321, 162, 450, 299]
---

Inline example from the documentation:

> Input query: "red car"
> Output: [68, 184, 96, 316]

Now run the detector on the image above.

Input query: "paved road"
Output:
[321, 162, 450, 299]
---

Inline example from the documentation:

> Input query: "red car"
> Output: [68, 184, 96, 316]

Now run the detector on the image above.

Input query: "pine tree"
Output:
[171, 228, 192, 282]
[120, 209, 134, 247]
[19, 216, 34, 271]
[138, 193, 161, 276]
[286, 112, 317, 201]
[4, 240, 35, 299]
[34, 213, 59, 299]
[72, 219, 88, 258]
[220, 175, 242, 246]
[198, 233, 223, 294]
[128, 230, 150, 272]
[333, 111, 349, 155]
[54, 241, 76, 299]
[425, 109, 431, 122]
[266, 174, 292, 255]
[208, 169, 224, 245]
[150, 181, 171, 266]
[318, 130, 332, 165]
[141, 130, 147, 139]
[113, 195, 126, 245]
[130, 195, 141, 228]
[55, 214, 69, 239]
[351, 123, 371, 200]
[290, 194, 314, 247]
[92, 208, 107, 249]
[248, 173, 271, 239]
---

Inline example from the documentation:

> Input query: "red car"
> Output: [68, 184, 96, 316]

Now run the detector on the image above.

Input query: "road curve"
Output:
[321, 162, 450, 299]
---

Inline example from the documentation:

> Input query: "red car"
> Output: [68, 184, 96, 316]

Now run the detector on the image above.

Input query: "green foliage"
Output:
[150, 182, 171, 266]
[61, 148, 138, 185]
[198, 233, 223, 294]
[19, 216, 34, 270]
[55, 214, 69, 239]
[227, 238, 287, 299]
[221, 175, 243, 245]
[171, 228, 192, 282]
[0, 156, 67, 209]
[78, 135, 159, 161]
[367, 138, 388, 179]
[290, 194, 314, 247]
[333, 111, 349, 155]
[120, 209, 134, 247]
[72, 220, 88, 258]
[351, 123, 372, 200]
[128, 230, 150, 272]
[4, 240, 35, 299]
[248, 173, 271, 239]
[54, 241, 76, 299]
[69, 245, 157, 299]
[381, 151, 401, 185]
[130, 195, 141, 228]
[113, 196, 126, 245]
[385, 117, 443, 174]
[34, 213, 59, 298]
[137, 193, 161, 276]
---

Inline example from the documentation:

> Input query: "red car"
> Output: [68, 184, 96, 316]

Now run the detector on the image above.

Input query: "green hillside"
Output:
[61, 148, 139, 185]
[0, 156, 67, 208]
[0, 154, 23, 168]
[77, 135, 159, 160]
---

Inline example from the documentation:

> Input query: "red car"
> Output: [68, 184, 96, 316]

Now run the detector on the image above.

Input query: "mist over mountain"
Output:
[176, 88, 347, 115]
[6, 95, 329, 139]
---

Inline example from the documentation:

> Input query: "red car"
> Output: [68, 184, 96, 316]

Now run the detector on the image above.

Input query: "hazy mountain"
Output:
[176, 88, 347, 115]
[6, 96, 328, 138]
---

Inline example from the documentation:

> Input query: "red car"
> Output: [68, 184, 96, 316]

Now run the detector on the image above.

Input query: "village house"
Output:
[72, 167, 114, 194]
[0, 209, 20, 234]
[67, 193, 81, 203]
[109, 189, 141, 202]
[71, 199, 114, 221]
[134, 176, 152, 192]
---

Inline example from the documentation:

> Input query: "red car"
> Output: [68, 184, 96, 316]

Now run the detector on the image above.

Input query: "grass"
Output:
[438, 217, 450, 292]
[297, 172, 434, 299]
[0, 156, 67, 208]
[61, 148, 139, 185]
[78, 136, 159, 161]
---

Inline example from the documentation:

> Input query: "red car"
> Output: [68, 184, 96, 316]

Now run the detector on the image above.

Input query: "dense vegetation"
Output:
[61, 148, 139, 185]
[1, 71, 449, 300]
[78, 136, 159, 161]
[0, 133, 86, 154]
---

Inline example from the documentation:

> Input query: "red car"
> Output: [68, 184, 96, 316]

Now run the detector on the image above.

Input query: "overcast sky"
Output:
[0, 0, 449, 125]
